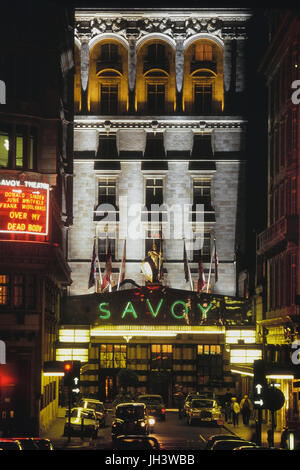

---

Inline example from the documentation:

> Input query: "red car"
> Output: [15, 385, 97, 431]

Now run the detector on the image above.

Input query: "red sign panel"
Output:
[0, 179, 49, 236]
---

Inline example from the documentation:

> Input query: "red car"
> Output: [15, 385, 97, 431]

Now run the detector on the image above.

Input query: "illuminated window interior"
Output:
[56, 348, 88, 362]
[100, 344, 126, 368]
[0, 275, 9, 305]
[194, 44, 213, 62]
[226, 330, 256, 344]
[230, 349, 262, 364]
[0, 131, 9, 168]
[58, 329, 90, 343]
[197, 344, 221, 355]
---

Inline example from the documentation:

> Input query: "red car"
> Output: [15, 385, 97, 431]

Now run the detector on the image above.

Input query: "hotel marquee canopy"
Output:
[61, 285, 252, 329]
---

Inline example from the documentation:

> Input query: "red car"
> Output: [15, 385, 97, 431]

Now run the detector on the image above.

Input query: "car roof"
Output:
[117, 402, 145, 406]
[213, 440, 255, 448]
[81, 398, 104, 404]
[209, 434, 243, 441]
[138, 394, 162, 398]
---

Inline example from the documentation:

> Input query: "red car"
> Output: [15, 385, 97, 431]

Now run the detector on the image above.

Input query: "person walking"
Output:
[231, 397, 240, 426]
[240, 395, 252, 425]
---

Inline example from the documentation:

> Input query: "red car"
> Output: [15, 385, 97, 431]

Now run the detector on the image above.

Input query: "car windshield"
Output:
[116, 405, 144, 419]
[139, 397, 162, 404]
[71, 409, 95, 420]
[191, 399, 214, 408]
[84, 402, 104, 412]
[17, 439, 38, 450]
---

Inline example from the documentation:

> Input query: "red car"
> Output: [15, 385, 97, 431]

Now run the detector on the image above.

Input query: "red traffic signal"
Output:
[64, 363, 72, 372]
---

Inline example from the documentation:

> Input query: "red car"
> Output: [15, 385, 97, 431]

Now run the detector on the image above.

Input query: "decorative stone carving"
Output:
[185, 17, 223, 38]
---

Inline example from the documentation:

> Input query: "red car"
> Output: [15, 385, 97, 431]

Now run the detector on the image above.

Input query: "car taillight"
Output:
[161, 408, 166, 414]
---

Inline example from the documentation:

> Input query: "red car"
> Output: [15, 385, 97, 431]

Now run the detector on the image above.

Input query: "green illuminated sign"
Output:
[121, 301, 138, 319]
[170, 300, 188, 319]
[98, 297, 215, 323]
[146, 298, 164, 318]
[99, 302, 111, 320]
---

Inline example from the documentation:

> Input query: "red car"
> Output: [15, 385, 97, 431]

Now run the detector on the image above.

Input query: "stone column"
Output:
[223, 38, 232, 113]
[175, 37, 185, 113]
[128, 36, 137, 113]
[80, 38, 90, 114]
[236, 38, 245, 93]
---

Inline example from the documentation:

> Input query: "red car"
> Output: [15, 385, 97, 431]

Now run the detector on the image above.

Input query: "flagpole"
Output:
[206, 239, 215, 293]
[117, 239, 126, 290]
[184, 240, 194, 291]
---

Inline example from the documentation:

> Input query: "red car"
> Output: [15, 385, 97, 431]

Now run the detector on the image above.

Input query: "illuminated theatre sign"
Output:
[62, 286, 252, 327]
[0, 179, 49, 236]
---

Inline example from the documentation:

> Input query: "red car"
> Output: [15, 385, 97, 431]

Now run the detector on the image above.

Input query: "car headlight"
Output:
[140, 421, 146, 427]
[149, 418, 155, 426]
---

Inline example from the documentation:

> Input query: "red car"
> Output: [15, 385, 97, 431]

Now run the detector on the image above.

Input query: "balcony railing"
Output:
[257, 215, 298, 255]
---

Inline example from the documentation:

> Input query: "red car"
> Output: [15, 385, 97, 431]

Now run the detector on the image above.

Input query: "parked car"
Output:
[186, 398, 223, 425]
[4, 437, 54, 450]
[64, 407, 100, 437]
[0, 439, 23, 450]
[113, 435, 160, 450]
[211, 439, 256, 450]
[112, 402, 150, 440]
[205, 434, 244, 450]
[137, 394, 166, 421]
[183, 392, 204, 416]
[79, 398, 107, 427]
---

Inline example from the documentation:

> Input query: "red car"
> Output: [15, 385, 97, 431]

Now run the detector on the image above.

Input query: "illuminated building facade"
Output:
[70, 8, 251, 297]
[61, 7, 262, 403]
[0, 1, 74, 435]
[256, 10, 300, 429]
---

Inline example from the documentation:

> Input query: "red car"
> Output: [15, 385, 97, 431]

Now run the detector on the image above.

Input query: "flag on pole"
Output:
[183, 241, 193, 290]
[101, 240, 112, 291]
[214, 238, 218, 283]
[88, 240, 97, 289]
[197, 249, 206, 293]
[117, 240, 126, 290]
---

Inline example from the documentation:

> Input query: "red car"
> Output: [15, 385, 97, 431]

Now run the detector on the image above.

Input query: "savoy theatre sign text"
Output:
[0, 179, 49, 236]
[61, 285, 251, 327]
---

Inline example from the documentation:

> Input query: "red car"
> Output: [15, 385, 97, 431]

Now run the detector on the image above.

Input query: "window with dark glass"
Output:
[146, 178, 163, 208]
[193, 233, 211, 262]
[100, 84, 118, 114]
[147, 84, 165, 114]
[197, 344, 222, 383]
[101, 43, 118, 62]
[193, 179, 212, 206]
[194, 83, 212, 114]
[98, 233, 116, 262]
[151, 344, 172, 370]
[13, 274, 25, 308]
[98, 178, 116, 206]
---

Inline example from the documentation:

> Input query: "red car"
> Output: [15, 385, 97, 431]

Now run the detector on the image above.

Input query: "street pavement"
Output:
[40, 407, 285, 450]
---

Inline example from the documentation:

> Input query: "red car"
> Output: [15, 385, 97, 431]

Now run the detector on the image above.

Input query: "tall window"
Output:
[16, 133, 24, 168]
[13, 274, 25, 308]
[0, 275, 9, 305]
[151, 344, 172, 370]
[100, 344, 126, 368]
[147, 84, 165, 114]
[100, 84, 118, 114]
[145, 178, 164, 208]
[0, 130, 9, 167]
[97, 232, 116, 262]
[194, 82, 212, 114]
[193, 179, 212, 206]
[98, 178, 116, 206]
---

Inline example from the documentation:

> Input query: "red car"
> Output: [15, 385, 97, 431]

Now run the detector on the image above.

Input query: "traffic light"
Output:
[63, 361, 81, 391]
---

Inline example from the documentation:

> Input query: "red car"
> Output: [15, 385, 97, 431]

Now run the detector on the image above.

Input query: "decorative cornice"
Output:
[74, 14, 249, 44]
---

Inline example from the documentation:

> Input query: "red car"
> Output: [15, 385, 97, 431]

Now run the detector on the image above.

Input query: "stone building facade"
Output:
[70, 8, 251, 298]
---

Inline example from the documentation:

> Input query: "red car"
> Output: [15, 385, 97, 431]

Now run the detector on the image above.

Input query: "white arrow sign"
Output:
[256, 384, 263, 395]
[254, 399, 264, 407]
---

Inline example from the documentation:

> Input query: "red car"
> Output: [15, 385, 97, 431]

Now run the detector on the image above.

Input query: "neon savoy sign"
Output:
[98, 299, 213, 321]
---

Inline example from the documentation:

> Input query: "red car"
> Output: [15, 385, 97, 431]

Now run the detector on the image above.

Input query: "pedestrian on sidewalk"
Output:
[231, 397, 240, 426]
[280, 426, 289, 449]
[240, 395, 253, 425]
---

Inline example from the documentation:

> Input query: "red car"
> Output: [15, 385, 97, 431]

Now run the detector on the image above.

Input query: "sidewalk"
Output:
[223, 418, 283, 448]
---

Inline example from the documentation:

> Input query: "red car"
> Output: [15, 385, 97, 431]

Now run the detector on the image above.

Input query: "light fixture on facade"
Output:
[266, 374, 294, 380]
[151, 120, 159, 135]
[104, 120, 111, 136]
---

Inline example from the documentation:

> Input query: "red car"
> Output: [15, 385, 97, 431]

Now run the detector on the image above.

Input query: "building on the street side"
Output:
[58, 7, 263, 404]
[255, 9, 300, 430]
[0, 0, 74, 435]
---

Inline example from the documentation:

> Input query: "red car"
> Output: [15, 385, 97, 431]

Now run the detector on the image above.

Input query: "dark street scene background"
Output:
[0, 0, 300, 453]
